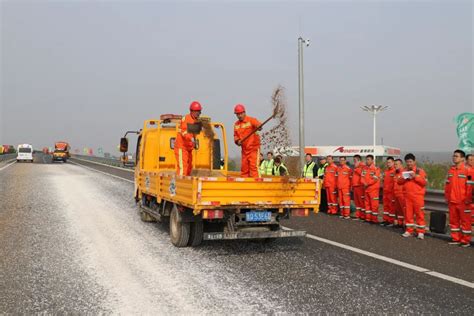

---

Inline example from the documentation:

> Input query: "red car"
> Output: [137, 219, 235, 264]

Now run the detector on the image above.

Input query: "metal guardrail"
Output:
[72, 154, 449, 213]
[0, 153, 16, 163]
[71, 154, 135, 169]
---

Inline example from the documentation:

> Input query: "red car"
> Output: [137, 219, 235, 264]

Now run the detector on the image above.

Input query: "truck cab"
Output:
[53, 142, 70, 162]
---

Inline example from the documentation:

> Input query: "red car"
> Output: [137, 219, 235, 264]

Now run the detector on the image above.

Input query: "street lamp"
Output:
[361, 105, 389, 159]
[298, 37, 310, 169]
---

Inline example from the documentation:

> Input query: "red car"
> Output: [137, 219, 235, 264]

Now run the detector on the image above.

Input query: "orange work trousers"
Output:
[175, 147, 193, 176]
[404, 195, 425, 234]
[353, 186, 365, 220]
[383, 192, 395, 224]
[394, 195, 405, 226]
[338, 188, 351, 217]
[241, 149, 259, 178]
[448, 203, 472, 245]
[471, 203, 474, 225]
[364, 190, 379, 223]
[326, 186, 338, 214]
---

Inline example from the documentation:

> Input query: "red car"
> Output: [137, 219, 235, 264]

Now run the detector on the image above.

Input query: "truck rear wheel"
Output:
[188, 221, 203, 247]
[170, 205, 190, 247]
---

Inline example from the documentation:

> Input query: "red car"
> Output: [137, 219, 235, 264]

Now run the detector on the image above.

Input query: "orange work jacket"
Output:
[234, 116, 261, 153]
[175, 114, 197, 151]
[337, 164, 352, 189]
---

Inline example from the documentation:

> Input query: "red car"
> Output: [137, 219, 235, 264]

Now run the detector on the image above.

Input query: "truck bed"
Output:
[137, 170, 321, 213]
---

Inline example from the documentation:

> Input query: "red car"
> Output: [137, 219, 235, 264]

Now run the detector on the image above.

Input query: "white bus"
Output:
[17, 144, 34, 163]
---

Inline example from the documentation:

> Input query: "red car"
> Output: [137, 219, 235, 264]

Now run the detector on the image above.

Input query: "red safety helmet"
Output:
[234, 104, 246, 114]
[189, 101, 202, 111]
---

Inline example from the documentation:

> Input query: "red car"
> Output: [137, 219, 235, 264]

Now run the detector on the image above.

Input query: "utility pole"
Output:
[298, 37, 310, 169]
[361, 105, 388, 160]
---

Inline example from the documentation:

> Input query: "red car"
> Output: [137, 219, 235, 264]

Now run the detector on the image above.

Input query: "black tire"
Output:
[170, 205, 190, 247]
[188, 221, 204, 247]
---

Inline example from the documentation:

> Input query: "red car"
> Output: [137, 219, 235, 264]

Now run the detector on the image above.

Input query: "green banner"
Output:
[455, 112, 474, 153]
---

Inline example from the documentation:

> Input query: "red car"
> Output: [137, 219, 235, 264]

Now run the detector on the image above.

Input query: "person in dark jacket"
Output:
[317, 157, 329, 212]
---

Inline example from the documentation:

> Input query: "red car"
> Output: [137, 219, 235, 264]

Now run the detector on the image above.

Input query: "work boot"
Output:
[460, 243, 471, 248]
[352, 217, 360, 221]
[379, 222, 388, 226]
[344, 216, 351, 220]
[401, 232, 412, 238]
[417, 233, 424, 240]
[448, 241, 460, 245]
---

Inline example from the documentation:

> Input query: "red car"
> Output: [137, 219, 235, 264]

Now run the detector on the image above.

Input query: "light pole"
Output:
[361, 105, 388, 159]
[298, 36, 310, 169]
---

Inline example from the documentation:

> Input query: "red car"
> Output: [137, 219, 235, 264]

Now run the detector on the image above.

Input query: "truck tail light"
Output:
[291, 209, 309, 217]
[202, 210, 224, 219]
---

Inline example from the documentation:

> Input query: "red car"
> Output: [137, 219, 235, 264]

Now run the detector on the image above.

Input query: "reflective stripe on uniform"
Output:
[178, 148, 184, 176]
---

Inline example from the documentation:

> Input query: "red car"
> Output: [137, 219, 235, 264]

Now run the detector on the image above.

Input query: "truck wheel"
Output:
[188, 221, 203, 247]
[170, 206, 190, 247]
[140, 210, 156, 222]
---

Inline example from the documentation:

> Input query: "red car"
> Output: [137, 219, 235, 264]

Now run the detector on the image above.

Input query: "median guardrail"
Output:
[72, 154, 449, 213]
[0, 153, 16, 163]
[71, 154, 135, 169]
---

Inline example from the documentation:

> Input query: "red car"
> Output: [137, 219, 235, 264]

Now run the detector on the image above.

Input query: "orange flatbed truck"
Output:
[120, 114, 320, 247]
[53, 142, 70, 162]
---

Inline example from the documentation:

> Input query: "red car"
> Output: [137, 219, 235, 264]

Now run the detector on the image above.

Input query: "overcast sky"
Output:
[1, 0, 472, 156]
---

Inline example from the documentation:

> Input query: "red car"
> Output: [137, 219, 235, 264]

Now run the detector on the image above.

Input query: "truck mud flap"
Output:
[203, 230, 306, 241]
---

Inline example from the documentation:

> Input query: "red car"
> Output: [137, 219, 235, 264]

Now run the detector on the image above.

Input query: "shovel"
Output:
[238, 113, 275, 145]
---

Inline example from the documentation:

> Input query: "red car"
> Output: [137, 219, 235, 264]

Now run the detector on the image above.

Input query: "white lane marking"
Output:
[70, 161, 134, 183]
[284, 227, 474, 289]
[71, 157, 134, 173]
[70, 164, 474, 290]
[425, 271, 474, 289]
[0, 161, 16, 171]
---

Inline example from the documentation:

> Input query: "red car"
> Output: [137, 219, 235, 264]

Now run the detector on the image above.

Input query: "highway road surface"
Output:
[0, 154, 473, 314]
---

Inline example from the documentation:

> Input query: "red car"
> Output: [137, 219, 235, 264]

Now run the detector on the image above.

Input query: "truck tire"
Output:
[140, 210, 156, 222]
[170, 206, 190, 247]
[188, 221, 203, 247]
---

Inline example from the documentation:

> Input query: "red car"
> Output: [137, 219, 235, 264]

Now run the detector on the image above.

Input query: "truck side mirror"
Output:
[120, 138, 128, 153]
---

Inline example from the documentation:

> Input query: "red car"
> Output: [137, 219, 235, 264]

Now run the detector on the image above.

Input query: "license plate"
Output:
[246, 211, 272, 222]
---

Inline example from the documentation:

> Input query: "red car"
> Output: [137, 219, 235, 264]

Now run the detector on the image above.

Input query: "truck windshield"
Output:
[19, 148, 32, 153]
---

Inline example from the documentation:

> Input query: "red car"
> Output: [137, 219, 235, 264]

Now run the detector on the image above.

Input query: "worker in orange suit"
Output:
[398, 153, 427, 239]
[467, 154, 474, 225]
[445, 150, 471, 247]
[361, 154, 381, 223]
[393, 158, 406, 228]
[351, 154, 365, 221]
[324, 155, 338, 215]
[174, 101, 202, 176]
[233, 104, 262, 178]
[381, 156, 396, 226]
[337, 156, 352, 219]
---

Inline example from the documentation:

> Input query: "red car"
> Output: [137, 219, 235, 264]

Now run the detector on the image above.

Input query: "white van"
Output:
[17, 144, 34, 163]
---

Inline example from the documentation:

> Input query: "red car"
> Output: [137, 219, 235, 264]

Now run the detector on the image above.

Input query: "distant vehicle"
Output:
[2, 145, 15, 154]
[42, 147, 50, 154]
[53, 141, 70, 162]
[17, 144, 34, 163]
